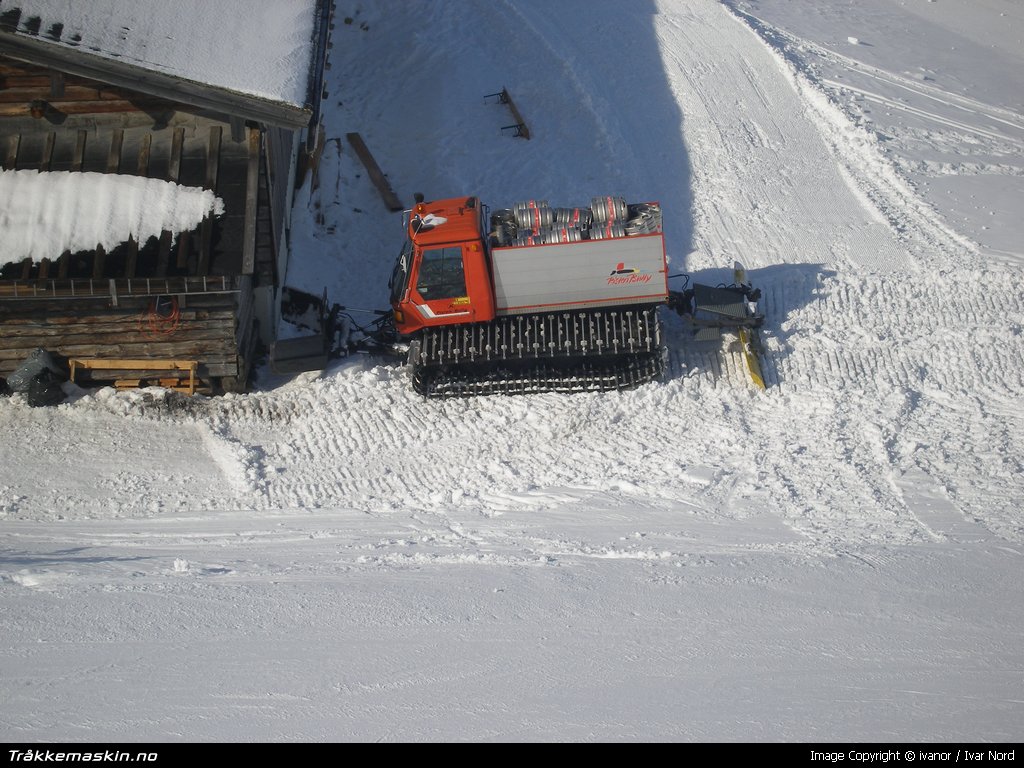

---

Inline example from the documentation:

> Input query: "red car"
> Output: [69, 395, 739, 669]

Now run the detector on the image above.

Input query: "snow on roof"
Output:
[0, 169, 223, 264]
[0, 0, 319, 108]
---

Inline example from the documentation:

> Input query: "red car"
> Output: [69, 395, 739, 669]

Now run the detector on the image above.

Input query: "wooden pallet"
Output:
[69, 358, 200, 395]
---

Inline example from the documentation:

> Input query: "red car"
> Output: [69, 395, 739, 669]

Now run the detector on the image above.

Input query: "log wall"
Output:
[0, 292, 247, 384]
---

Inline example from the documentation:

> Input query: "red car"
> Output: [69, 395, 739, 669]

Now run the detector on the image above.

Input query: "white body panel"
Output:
[491, 234, 668, 315]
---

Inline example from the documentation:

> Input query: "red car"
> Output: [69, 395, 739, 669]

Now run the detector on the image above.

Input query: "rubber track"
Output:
[411, 308, 664, 397]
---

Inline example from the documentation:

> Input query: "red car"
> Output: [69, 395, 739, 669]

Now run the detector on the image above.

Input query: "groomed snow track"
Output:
[3, 0, 1022, 549]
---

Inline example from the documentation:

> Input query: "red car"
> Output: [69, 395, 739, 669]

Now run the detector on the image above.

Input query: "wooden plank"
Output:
[168, 126, 186, 182]
[500, 87, 531, 140]
[3, 134, 19, 170]
[41, 131, 55, 171]
[70, 358, 199, 371]
[0, 309, 235, 326]
[92, 247, 108, 281]
[234, 276, 255, 351]
[345, 132, 403, 211]
[49, 70, 65, 98]
[0, 348, 237, 366]
[2, 314, 224, 330]
[124, 243, 140, 280]
[0, 356, 235, 378]
[110, 377, 209, 395]
[0, 85, 122, 103]
[0, 99, 174, 117]
[1, 361, 234, 380]
[71, 129, 87, 170]
[93, 129, 124, 279]
[0, 315, 234, 331]
[125, 133, 152, 278]
[0, 327, 236, 344]
[175, 231, 191, 270]
[156, 127, 185, 277]
[0, 74, 53, 87]
[70, 358, 197, 395]
[136, 132, 152, 175]
[106, 129, 124, 173]
[0, 327, 228, 342]
[206, 125, 222, 190]
[2, 340, 236, 360]
[153, 233, 174, 278]
[198, 125, 223, 276]
[0, 325, 234, 342]
[0, 331, 238, 350]
[240, 127, 259, 275]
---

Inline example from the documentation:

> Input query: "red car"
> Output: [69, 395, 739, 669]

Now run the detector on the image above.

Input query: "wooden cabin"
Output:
[0, 0, 333, 392]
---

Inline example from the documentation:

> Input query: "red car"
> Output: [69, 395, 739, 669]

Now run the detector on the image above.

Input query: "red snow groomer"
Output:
[387, 194, 764, 396]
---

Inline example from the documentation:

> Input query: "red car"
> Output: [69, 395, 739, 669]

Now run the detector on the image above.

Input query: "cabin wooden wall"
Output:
[0, 288, 246, 385]
[0, 57, 294, 391]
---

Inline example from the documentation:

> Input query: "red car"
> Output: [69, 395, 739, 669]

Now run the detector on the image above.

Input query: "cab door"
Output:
[409, 244, 474, 326]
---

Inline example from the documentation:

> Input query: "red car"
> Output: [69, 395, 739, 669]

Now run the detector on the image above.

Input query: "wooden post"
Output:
[93, 129, 124, 279]
[106, 128, 124, 172]
[41, 131, 55, 170]
[49, 70, 65, 98]
[156, 126, 185, 276]
[198, 125, 223, 276]
[136, 132, 152, 174]
[3, 134, 19, 170]
[125, 132, 152, 278]
[6, 134, 23, 274]
[71, 129, 87, 171]
[240, 126, 259, 275]
[206, 125, 222, 190]
[17, 132, 57, 278]
[60, 130, 87, 278]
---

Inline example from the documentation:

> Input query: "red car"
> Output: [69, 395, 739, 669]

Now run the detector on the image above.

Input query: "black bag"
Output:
[8, 349, 68, 407]
[24, 370, 67, 407]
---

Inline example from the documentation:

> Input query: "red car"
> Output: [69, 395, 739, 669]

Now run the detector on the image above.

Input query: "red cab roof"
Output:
[409, 196, 482, 246]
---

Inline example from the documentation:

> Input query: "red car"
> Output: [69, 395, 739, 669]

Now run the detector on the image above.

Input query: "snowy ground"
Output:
[2, 0, 1023, 742]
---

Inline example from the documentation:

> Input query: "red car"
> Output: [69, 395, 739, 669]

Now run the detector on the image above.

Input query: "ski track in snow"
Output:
[2, 0, 1023, 741]
[725, 0, 1024, 262]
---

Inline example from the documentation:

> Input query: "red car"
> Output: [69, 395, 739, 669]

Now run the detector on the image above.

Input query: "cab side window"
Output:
[416, 247, 466, 300]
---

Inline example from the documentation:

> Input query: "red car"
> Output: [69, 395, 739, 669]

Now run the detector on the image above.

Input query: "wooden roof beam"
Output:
[0, 34, 312, 130]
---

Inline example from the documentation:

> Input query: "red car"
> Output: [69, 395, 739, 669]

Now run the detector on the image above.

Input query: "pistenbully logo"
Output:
[607, 262, 651, 285]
